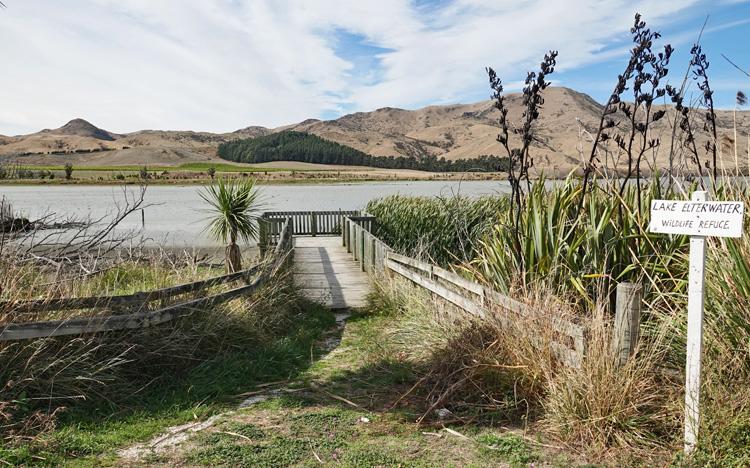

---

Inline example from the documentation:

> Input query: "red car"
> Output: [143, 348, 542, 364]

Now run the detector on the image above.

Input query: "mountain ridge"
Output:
[1, 86, 747, 174]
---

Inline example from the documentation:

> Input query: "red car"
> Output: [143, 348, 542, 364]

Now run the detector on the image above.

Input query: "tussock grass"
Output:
[368, 275, 684, 462]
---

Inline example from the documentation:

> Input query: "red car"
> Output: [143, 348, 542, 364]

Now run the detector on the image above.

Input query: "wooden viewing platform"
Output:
[294, 236, 370, 309]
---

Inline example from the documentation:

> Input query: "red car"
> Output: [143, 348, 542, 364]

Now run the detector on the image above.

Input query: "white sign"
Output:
[649, 199, 744, 238]
[649, 192, 744, 455]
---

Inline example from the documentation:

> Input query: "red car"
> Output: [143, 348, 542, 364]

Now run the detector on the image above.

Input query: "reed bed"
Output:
[366, 194, 507, 265]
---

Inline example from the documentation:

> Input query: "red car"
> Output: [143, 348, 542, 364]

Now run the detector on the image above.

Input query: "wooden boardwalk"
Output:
[294, 236, 370, 309]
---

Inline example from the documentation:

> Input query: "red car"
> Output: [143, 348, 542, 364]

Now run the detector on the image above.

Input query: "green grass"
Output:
[0, 298, 335, 466]
[366, 194, 507, 266]
[16, 162, 292, 173]
[476, 433, 539, 467]
[171, 300, 560, 467]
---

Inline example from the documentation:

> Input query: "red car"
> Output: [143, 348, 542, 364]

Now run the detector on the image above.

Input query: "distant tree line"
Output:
[217, 131, 510, 172]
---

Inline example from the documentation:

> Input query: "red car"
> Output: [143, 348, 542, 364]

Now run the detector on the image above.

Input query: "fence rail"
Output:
[343, 216, 586, 368]
[260, 210, 359, 246]
[343, 216, 391, 274]
[1, 266, 263, 315]
[0, 217, 294, 342]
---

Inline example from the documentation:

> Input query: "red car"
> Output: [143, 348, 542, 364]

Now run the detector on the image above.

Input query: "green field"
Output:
[18, 162, 293, 173]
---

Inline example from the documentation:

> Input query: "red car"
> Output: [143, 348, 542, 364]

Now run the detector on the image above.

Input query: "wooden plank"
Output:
[385, 259, 486, 318]
[293, 231, 371, 310]
[294, 278, 370, 289]
[5, 264, 263, 314]
[388, 252, 484, 297]
[0, 274, 266, 341]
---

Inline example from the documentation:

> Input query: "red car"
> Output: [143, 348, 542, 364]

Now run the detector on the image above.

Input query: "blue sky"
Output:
[551, 2, 750, 108]
[0, 0, 747, 135]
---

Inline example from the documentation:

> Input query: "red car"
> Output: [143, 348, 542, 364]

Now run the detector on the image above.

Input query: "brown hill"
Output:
[1, 87, 747, 174]
[287, 87, 749, 175]
[48, 118, 120, 140]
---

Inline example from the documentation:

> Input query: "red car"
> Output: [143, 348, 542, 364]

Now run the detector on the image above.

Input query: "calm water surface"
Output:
[1, 181, 510, 246]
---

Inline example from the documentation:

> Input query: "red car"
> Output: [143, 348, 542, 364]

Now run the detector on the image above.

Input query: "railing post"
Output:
[341, 218, 350, 253]
[613, 282, 642, 367]
[348, 222, 353, 255]
[259, 218, 268, 257]
[310, 212, 317, 237]
[360, 231, 366, 272]
[354, 227, 359, 261]
[370, 237, 376, 273]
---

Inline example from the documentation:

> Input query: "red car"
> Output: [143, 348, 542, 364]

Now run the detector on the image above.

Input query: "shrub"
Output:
[63, 162, 73, 180]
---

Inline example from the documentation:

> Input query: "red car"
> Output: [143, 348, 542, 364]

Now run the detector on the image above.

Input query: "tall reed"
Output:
[367, 194, 507, 266]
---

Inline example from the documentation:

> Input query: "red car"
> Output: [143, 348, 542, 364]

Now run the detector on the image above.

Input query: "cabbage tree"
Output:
[200, 178, 262, 272]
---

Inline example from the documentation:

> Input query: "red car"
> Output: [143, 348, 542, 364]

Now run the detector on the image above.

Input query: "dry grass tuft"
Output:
[542, 308, 680, 459]
[370, 274, 686, 462]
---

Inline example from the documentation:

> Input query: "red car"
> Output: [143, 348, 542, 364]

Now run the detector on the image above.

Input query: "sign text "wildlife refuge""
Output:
[649, 200, 744, 238]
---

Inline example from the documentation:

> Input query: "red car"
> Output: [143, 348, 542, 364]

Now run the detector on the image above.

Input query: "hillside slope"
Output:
[1, 87, 747, 174]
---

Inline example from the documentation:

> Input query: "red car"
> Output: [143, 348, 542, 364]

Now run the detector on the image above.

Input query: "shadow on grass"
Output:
[297, 311, 530, 426]
[183, 310, 544, 467]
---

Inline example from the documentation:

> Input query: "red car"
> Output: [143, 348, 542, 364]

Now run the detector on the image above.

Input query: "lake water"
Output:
[0, 181, 509, 246]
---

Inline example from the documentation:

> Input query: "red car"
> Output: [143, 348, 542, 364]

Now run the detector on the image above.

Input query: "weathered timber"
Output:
[1, 217, 295, 342]
[384, 252, 585, 369]
[293, 236, 370, 309]
[3, 265, 262, 315]
[613, 282, 642, 367]
[0, 274, 267, 341]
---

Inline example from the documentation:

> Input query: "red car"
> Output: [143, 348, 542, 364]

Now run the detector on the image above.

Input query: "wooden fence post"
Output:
[613, 282, 642, 367]
[341, 212, 346, 247]
[343, 219, 348, 249]
[360, 231, 366, 272]
[258, 219, 268, 257]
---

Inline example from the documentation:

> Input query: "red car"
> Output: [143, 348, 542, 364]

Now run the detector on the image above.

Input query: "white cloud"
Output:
[0, 0, 710, 134]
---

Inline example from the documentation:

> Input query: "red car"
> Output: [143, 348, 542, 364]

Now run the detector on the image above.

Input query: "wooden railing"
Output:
[260, 210, 359, 245]
[1, 266, 263, 316]
[384, 253, 585, 368]
[343, 215, 391, 274]
[0, 218, 294, 342]
[343, 216, 585, 369]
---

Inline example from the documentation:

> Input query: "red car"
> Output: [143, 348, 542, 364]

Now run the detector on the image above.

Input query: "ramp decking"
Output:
[293, 236, 370, 309]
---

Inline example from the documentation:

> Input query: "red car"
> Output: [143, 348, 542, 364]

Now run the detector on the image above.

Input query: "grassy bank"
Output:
[12, 162, 290, 173]
[366, 177, 750, 465]
[0, 252, 335, 466]
[0, 170, 507, 186]
[0, 160, 509, 186]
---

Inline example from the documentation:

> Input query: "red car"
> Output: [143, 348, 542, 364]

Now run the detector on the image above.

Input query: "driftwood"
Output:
[3, 185, 152, 270]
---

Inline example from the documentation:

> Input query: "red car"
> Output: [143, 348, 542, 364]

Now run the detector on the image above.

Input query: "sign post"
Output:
[649, 191, 744, 454]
